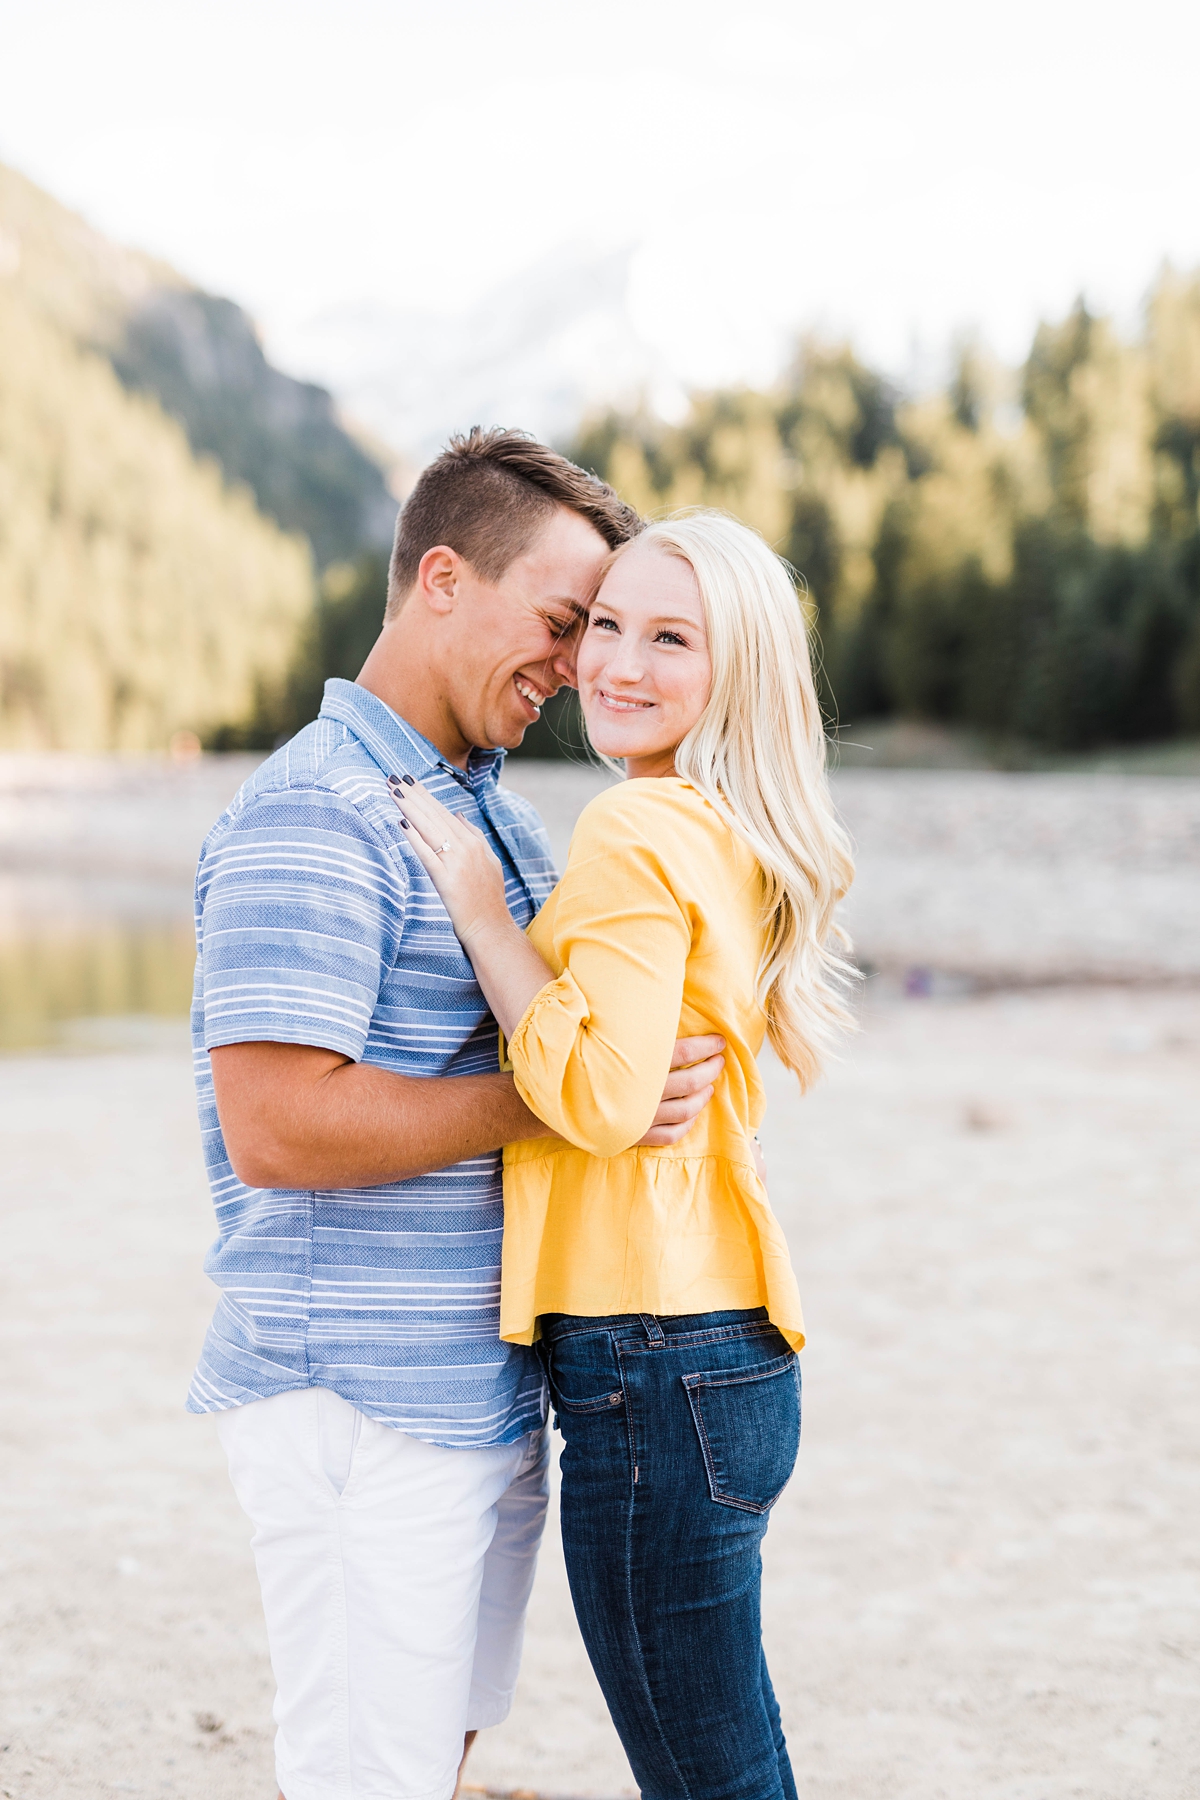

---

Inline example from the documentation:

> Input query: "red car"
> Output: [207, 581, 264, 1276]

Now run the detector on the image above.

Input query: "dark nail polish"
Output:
[402, 774, 416, 786]
[399, 817, 408, 828]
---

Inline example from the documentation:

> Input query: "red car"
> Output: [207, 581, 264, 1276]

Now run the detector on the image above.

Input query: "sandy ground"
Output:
[2, 756, 1199, 1799]
[2, 989, 1197, 1800]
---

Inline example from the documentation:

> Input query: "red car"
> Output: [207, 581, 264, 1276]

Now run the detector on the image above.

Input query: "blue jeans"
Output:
[538, 1308, 801, 1800]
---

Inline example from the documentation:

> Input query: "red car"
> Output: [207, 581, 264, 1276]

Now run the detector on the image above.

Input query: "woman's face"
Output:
[576, 541, 712, 778]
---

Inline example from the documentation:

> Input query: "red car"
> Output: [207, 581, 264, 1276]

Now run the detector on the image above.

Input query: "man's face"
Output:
[441, 507, 611, 752]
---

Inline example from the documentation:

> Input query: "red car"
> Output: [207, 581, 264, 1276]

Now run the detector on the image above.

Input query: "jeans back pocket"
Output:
[682, 1352, 800, 1513]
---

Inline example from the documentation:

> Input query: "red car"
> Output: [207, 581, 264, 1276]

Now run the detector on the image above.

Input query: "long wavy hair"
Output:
[593, 510, 858, 1089]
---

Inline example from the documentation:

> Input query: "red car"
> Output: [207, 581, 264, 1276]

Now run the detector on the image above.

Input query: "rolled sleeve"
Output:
[507, 809, 691, 1156]
[197, 787, 408, 1061]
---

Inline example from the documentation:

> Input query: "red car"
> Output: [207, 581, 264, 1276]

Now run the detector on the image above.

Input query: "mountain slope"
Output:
[0, 279, 315, 751]
[0, 163, 395, 566]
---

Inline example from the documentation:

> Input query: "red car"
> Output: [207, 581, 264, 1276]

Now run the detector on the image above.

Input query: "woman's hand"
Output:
[389, 774, 557, 1039]
[388, 776, 510, 948]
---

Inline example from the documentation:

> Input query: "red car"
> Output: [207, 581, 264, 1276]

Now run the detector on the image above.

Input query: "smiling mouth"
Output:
[596, 689, 655, 712]
[514, 675, 549, 716]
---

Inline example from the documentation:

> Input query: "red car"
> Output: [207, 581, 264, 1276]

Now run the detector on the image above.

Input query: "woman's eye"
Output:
[591, 614, 619, 632]
[655, 630, 687, 647]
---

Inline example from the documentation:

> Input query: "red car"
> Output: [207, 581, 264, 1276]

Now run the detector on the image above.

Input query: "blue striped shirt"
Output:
[187, 679, 557, 1447]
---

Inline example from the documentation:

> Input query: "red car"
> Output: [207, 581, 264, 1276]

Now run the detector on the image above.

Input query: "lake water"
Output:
[0, 871, 196, 1050]
[0, 908, 195, 1050]
[0, 756, 609, 1052]
[3, 754, 1198, 1051]
[0, 756, 248, 1051]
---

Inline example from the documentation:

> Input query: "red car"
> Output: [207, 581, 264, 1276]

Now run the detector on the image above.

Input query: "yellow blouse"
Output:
[500, 776, 805, 1350]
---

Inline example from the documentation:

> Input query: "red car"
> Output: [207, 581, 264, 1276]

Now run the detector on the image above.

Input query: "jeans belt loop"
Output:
[639, 1314, 666, 1347]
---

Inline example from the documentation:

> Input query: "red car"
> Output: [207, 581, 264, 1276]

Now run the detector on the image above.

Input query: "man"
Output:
[188, 428, 726, 1800]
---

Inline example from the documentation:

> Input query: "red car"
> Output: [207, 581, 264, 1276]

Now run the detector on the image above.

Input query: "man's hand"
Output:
[638, 1035, 726, 1147]
[210, 1032, 727, 1189]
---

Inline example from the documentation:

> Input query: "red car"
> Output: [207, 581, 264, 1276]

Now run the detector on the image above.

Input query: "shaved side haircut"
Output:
[385, 426, 642, 619]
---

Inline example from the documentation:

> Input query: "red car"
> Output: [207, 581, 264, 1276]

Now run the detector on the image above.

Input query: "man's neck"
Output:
[355, 626, 472, 768]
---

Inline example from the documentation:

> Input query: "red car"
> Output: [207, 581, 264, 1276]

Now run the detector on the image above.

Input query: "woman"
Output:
[391, 510, 855, 1800]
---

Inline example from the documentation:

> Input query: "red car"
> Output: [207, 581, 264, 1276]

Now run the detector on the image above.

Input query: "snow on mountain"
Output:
[266, 247, 688, 471]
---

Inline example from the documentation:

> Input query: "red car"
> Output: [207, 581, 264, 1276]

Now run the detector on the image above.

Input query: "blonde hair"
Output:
[596, 510, 858, 1089]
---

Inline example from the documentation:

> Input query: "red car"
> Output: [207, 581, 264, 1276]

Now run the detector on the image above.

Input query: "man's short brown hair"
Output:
[385, 426, 641, 619]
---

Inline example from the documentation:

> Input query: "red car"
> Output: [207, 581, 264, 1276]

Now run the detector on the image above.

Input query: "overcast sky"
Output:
[2, 0, 1197, 395]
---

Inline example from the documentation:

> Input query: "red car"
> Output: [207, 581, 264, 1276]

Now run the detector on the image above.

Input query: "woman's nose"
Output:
[605, 639, 645, 683]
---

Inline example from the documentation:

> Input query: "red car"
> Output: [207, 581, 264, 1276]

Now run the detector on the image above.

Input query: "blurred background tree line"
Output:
[2, 161, 1199, 755]
[572, 273, 1200, 751]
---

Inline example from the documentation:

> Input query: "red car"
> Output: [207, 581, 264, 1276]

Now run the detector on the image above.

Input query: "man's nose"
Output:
[549, 639, 579, 688]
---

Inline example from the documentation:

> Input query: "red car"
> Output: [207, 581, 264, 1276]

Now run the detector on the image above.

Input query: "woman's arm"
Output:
[392, 777, 724, 1149]
[393, 777, 696, 1157]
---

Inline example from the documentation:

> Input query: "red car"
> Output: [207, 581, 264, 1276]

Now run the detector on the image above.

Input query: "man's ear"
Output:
[414, 545, 462, 616]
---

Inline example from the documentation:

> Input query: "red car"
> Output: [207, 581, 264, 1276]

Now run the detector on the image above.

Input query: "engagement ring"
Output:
[436, 841, 452, 855]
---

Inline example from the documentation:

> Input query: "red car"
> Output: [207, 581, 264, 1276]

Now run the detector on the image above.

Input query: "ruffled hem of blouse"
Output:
[498, 1152, 805, 1353]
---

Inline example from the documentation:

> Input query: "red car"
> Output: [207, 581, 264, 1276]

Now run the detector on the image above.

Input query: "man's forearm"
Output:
[211, 1042, 548, 1190]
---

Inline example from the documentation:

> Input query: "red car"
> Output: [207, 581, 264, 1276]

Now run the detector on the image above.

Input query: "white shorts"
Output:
[217, 1387, 549, 1800]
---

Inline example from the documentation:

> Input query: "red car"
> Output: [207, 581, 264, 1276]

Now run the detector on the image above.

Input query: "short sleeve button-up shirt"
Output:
[186, 679, 557, 1447]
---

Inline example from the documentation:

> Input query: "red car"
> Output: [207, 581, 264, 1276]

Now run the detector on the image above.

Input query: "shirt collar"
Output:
[318, 678, 506, 788]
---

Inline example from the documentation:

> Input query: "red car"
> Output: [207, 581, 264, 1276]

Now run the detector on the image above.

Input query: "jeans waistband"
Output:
[539, 1307, 770, 1347]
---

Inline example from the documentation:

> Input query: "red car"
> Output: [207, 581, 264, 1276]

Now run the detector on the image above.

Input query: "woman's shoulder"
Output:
[571, 778, 741, 864]
[575, 776, 711, 832]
